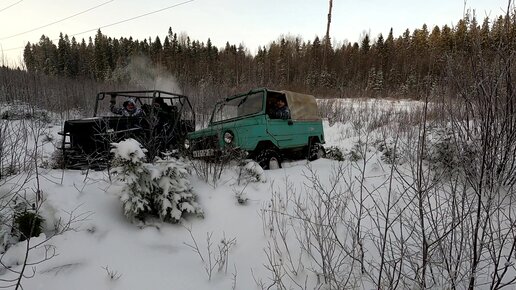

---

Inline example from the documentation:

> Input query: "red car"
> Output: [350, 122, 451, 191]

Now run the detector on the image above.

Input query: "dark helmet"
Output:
[154, 96, 165, 105]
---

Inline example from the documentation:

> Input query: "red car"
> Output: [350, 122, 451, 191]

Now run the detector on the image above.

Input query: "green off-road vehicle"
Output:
[185, 88, 325, 169]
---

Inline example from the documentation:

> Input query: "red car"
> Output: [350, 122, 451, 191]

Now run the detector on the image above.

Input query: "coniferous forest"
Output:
[1, 11, 515, 115]
[2, 6, 516, 289]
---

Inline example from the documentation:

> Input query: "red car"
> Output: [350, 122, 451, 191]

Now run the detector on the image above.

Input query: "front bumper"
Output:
[188, 134, 247, 159]
[192, 148, 216, 158]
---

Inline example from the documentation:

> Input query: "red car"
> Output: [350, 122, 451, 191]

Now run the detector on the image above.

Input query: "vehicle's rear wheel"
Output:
[308, 143, 325, 161]
[256, 149, 282, 170]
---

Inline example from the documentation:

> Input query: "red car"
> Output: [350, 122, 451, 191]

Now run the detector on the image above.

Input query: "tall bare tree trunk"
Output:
[323, 0, 333, 67]
[325, 0, 333, 44]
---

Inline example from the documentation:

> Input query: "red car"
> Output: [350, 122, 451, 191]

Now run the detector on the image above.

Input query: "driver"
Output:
[270, 97, 291, 120]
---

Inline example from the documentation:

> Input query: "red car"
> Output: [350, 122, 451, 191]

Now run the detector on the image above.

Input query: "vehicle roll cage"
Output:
[94, 90, 195, 121]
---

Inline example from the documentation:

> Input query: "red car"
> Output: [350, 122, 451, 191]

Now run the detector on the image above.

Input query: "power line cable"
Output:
[0, 0, 115, 40]
[1, 0, 194, 52]
[0, 0, 23, 13]
[70, 0, 194, 37]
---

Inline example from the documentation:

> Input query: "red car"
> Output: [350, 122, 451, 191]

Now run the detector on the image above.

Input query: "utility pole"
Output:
[325, 0, 333, 45]
[323, 0, 333, 68]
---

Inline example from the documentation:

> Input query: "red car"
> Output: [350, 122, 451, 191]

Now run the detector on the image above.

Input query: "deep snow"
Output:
[2, 98, 513, 290]
[1, 114, 364, 289]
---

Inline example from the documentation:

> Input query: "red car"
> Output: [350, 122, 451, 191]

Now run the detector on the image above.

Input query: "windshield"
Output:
[212, 92, 263, 123]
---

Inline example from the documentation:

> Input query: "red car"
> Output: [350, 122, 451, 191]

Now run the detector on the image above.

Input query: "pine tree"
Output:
[152, 156, 202, 222]
[150, 36, 163, 64]
[23, 43, 35, 72]
[361, 34, 371, 54]
[69, 37, 80, 77]
[111, 139, 153, 221]
[93, 29, 110, 80]
[111, 139, 202, 223]
[57, 33, 72, 77]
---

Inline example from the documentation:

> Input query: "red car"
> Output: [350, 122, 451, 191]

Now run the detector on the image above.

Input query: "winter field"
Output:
[1, 97, 516, 290]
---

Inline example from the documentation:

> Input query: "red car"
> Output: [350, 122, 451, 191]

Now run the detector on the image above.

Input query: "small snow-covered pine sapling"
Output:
[152, 156, 203, 223]
[13, 209, 44, 241]
[110, 139, 203, 223]
[110, 138, 153, 221]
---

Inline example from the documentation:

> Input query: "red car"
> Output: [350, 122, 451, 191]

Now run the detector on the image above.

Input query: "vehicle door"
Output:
[266, 96, 308, 148]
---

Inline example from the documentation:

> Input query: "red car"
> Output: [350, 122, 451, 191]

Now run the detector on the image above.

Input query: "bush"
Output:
[375, 139, 402, 165]
[0, 211, 12, 252]
[237, 160, 266, 184]
[1, 105, 51, 123]
[425, 128, 460, 173]
[325, 146, 345, 161]
[0, 165, 19, 178]
[348, 141, 365, 162]
[0, 111, 10, 120]
[14, 210, 44, 241]
[111, 139, 203, 223]
[48, 149, 65, 169]
[190, 147, 246, 186]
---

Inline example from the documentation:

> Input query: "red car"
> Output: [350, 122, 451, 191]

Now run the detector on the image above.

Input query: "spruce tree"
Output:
[111, 139, 202, 223]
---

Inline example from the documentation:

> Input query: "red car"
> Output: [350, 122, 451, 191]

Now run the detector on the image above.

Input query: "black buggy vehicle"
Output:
[59, 90, 195, 169]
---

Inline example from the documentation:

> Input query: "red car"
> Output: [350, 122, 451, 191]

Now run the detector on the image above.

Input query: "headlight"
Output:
[184, 139, 190, 149]
[223, 131, 234, 144]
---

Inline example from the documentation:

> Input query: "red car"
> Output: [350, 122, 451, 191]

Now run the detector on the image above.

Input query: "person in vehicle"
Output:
[110, 96, 144, 117]
[152, 96, 172, 113]
[270, 97, 291, 120]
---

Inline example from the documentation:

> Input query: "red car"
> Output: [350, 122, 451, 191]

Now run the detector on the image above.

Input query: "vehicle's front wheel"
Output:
[256, 149, 282, 170]
[308, 143, 325, 161]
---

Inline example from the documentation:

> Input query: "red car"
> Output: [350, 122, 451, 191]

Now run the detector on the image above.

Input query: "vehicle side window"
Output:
[267, 93, 290, 120]
[266, 97, 276, 117]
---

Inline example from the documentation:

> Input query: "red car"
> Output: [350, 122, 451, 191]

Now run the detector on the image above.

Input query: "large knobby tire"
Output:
[308, 143, 325, 161]
[256, 149, 282, 170]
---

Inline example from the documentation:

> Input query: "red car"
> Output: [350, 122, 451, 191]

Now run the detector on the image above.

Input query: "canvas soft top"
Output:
[277, 90, 320, 121]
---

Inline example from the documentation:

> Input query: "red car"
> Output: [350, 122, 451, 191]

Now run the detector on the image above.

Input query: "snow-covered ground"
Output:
[4, 160, 348, 290]
[1, 98, 515, 289]
[1, 116, 358, 290]
[0, 119, 355, 290]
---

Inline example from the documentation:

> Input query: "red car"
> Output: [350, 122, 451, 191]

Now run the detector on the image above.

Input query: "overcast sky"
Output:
[0, 0, 510, 66]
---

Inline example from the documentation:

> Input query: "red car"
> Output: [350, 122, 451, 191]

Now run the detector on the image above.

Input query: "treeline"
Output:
[21, 11, 516, 99]
[0, 65, 128, 116]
